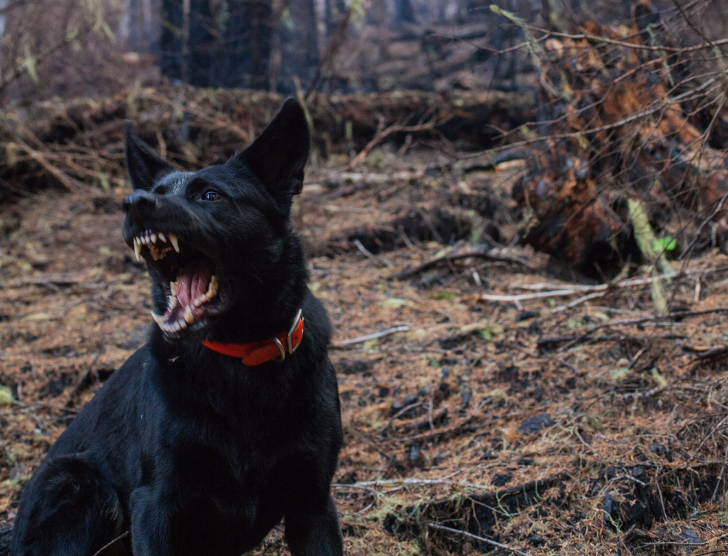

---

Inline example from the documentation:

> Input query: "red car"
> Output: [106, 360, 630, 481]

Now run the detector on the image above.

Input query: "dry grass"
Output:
[1, 148, 728, 555]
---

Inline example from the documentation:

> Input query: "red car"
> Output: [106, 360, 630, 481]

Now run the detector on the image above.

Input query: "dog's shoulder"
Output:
[47, 343, 156, 458]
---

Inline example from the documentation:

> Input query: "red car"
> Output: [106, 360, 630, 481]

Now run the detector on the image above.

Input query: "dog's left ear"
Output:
[125, 121, 175, 191]
[229, 98, 310, 204]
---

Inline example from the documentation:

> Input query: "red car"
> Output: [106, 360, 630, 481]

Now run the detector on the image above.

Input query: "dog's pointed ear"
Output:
[124, 121, 174, 191]
[229, 98, 310, 203]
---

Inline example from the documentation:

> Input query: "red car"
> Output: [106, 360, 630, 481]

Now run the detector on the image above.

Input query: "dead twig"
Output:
[397, 248, 536, 279]
[347, 117, 450, 170]
[334, 477, 488, 491]
[90, 531, 130, 556]
[483, 267, 728, 304]
[3, 132, 89, 193]
[427, 523, 532, 556]
[332, 325, 410, 348]
[353, 239, 393, 268]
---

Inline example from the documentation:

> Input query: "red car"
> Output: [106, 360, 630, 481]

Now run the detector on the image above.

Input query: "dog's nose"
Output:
[123, 190, 157, 213]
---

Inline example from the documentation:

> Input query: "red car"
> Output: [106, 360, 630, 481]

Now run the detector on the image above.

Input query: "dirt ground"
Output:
[2, 148, 728, 555]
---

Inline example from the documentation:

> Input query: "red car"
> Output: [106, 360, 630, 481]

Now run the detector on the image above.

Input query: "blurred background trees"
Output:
[3, 0, 722, 104]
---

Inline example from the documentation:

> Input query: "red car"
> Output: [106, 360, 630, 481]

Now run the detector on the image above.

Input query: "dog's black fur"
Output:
[10, 99, 343, 556]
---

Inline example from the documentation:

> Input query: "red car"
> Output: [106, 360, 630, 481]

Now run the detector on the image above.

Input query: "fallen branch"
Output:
[353, 239, 393, 268]
[347, 116, 449, 170]
[387, 415, 475, 444]
[551, 291, 607, 312]
[481, 267, 728, 304]
[551, 308, 728, 352]
[6, 133, 88, 193]
[397, 248, 536, 280]
[427, 523, 532, 556]
[334, 477, 488, 491]
[332, 325, 410, 348]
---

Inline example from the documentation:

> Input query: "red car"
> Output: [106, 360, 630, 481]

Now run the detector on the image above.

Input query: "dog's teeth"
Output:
[151, 233, 157, 244]
[134, 242, 142, 261]
[169, 234, 179, 253]
[184, 305, 194, 324]
[193, 297, 202, 307]
[178, 319, 187, 330]
[170, 281, 177, 296]
[167, 295, 176, 311]
[158, 232, 166, 242]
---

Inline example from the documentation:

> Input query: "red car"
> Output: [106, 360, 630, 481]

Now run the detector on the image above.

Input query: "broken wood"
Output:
[332, 325, 410, 348]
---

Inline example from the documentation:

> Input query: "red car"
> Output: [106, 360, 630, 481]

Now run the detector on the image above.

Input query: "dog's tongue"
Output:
[176, 259, 214, 309]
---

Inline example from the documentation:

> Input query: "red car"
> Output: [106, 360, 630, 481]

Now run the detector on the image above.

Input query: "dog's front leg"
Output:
[284, 494, 343, 556]
[129, 486, 173, 556]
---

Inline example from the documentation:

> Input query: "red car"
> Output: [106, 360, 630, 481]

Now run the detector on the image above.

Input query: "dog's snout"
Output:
[123, 190, 157, 213]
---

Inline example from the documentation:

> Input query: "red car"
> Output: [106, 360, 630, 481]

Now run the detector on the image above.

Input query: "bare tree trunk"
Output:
[279, 0, 319, 91]
[325, 0, 346, 36]
[180, 0, 190, 87]
[369, 0, 389, 60]
[122, 0, 143, 50]
[394, 0, 415, 23]
[160, 0, 215, 86]
[216, 0, 273, 89]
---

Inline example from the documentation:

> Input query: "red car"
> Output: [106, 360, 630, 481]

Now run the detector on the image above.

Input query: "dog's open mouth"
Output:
[132, 230, 220, 334]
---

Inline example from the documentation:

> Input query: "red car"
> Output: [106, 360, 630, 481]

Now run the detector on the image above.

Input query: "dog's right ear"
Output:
[124, 121, 174, 191]
[227, 98, 310, 208]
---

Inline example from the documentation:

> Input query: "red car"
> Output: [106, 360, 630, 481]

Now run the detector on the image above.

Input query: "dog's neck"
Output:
[217, 234, 307, 344]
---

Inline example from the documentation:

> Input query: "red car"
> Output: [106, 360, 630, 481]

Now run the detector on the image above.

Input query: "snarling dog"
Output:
[11, 99, 343, 556]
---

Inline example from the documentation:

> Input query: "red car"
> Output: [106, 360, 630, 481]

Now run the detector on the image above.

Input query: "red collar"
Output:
[202, 309, 304, 366]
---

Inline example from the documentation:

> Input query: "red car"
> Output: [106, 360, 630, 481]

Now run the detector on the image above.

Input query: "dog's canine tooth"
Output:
[151, 312, 165, 326]
[184, 305, 194, 324]
[134, 242, 142, 261]
[170, 281, 177, 296]
[169, 234, 179, 253]
[205, 275, 218, 299]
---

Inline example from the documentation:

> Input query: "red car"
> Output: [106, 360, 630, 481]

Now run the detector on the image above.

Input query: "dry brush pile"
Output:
[507, 0, 728, 279]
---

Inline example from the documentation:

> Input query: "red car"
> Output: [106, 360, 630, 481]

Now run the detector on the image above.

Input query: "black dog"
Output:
[11, 99, 343, 556]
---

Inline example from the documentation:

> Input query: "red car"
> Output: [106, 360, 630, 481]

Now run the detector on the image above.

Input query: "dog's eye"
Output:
[202, 190, 221, 202]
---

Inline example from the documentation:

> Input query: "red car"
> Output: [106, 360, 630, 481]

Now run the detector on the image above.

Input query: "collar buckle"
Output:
[287, 309, 304, 354]
[272, 337, 286, 363]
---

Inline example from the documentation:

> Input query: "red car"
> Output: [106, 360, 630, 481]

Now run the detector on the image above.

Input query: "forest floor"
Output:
[2, 148, 728, 556]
